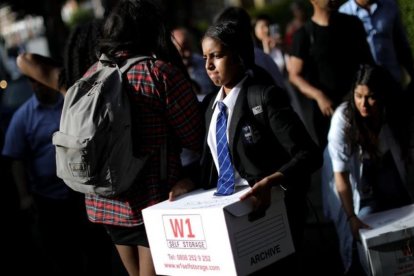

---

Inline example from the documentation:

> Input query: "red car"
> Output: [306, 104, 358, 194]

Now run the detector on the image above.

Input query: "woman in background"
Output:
[322, 64, 413, 274]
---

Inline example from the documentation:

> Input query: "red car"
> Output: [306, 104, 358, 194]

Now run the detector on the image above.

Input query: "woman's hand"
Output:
[349, 216, 371, 240]
[240, 172, 284, 213]
[240, 177, 272, 212]
[169, 178, 195, 201]
[316, 93, 334, 116]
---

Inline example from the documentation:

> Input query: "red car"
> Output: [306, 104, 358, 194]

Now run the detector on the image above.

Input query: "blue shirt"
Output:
[2, 94, 70, 199]
[339, 0, 412, 82]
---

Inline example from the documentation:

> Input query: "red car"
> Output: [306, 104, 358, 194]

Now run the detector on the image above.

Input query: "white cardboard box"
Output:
[142, 185, 294, 276]
[359, 204, 414, 276]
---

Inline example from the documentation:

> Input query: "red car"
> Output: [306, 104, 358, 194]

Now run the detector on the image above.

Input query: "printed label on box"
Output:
[163, 214, 207, 249]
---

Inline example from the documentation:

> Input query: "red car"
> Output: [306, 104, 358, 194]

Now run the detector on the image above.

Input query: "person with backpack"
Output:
[77, 1, 203, 275]
[200, 20, 322, 274]
[18, 1, 203, 275]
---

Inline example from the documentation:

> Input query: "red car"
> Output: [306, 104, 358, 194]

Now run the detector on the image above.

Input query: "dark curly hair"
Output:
[59, 19, 103, 89]
[98, 0, 186, 75]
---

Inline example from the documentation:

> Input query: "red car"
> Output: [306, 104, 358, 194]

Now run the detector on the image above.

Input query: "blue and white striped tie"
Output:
[215, 101, 235, 196]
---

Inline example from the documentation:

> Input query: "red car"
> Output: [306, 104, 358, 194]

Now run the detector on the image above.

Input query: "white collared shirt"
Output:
[207, 76, 249, 186]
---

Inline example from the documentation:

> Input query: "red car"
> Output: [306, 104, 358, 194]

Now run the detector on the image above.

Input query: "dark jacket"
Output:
[200, 77, 322, 197]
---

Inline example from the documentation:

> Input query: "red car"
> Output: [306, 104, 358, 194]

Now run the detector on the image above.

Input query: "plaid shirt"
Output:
[85, 58, 203, 226]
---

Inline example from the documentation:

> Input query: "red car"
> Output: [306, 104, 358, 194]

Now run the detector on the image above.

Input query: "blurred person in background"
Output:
[284, 1, 308, 53]
[2, 78, 88, 276]
[253, 15, 287, 75]
[172, 26, 216, 102]
[15, 19, 115, 275]
[322, 64, 413, 275]
[339, 0, 414, 87]
[288, 0, 374, 148]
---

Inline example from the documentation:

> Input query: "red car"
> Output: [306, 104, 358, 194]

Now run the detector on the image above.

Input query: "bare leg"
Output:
[115, 244, 140, 276]
[138, 246, 156, 276]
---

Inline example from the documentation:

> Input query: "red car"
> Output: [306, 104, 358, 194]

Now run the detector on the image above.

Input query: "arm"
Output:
[241, 86, 322, 206]
[239, 171, 283, 212]
[393, 10, 414, 80]
[16, 53, 66, 95]
[328, 104, 370, 238]
[159, 64, 204, 200]
[288, 56, 334, 116]
[11, 160, 34, 210]
[335, 171, 370, 238]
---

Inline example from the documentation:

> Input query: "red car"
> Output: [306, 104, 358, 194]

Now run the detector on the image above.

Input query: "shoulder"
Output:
[380, 0, 399, 14]
[292, 25, 309, 40]
[291, 24, 311, 48]
[246, 81, 289, 108]
[5, 96, 35, 135]
[380, 0, 397, 7]
[339, 1, 354, 14]
[127, 58, 186, 86]
[13, 96, 35, 118]
[83, 62, 99, 77]
[136, 58, 183, 79]
[333, 12, 353, 21]
[332, 102, 349, 126]
[335, 13, 366, 34]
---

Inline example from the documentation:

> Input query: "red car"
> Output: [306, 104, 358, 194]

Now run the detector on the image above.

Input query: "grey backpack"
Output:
[53, 54, 151, 197]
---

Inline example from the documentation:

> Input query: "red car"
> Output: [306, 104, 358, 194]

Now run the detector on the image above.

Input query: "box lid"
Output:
[359, 204, 414, 247]
[224, 187, 284, 217]
[143, 185, 251, 211]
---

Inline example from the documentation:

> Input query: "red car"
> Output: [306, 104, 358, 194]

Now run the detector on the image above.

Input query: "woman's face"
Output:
[202, 36, 243, 93]
[254, 19, 269, 41]
[354, 84, 379, 118]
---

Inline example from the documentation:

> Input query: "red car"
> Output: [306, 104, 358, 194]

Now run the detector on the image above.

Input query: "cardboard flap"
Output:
[224, 187, 284, 217]
[225, 198, 254, 217]
[360, 204, 414, 247]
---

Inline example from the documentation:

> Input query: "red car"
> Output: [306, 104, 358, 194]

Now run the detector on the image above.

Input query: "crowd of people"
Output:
[1, 0, 414, 275]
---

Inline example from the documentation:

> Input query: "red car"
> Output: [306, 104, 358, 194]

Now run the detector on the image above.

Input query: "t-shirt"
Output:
[291, 12, 374, 106]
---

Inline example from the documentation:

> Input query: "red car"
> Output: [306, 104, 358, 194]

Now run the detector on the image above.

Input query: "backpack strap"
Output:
[99, 54, 167, 181]
[120, 56, 153, 73]
[97, 54, 152, 73]
[247, 85, 268, 127]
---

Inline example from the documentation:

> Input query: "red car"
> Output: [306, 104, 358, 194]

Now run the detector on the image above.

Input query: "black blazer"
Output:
[200, 77, 322, 196]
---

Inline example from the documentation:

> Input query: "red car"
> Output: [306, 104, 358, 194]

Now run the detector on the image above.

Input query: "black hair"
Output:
[252, 14, 272, 49]
[203, 21, 255, 71]
[211, 6, 278, 87]
[59, 19, 103, 89]
[99, 0, 186, 75]
[345, 64, 401, 159]
[214, 7, 252, 34]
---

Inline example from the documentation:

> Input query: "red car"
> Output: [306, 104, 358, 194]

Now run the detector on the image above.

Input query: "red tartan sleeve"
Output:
[157, 62, 203, 153]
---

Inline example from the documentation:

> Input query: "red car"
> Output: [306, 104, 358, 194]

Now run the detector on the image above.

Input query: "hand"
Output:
[349, 216, 371, 240]
[261, 36, 272, 54]
[316, 93, 334, 116]
[20, 194, 35, 211]
[169, 178, 195, 201]
[240, 177, 273, 213]
[19, 194, 37, 221]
